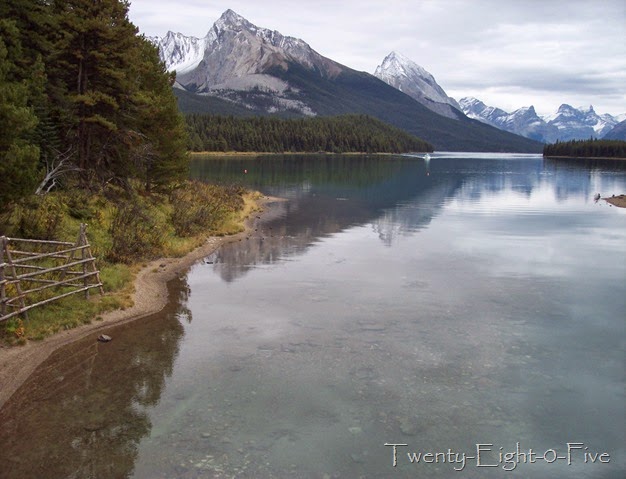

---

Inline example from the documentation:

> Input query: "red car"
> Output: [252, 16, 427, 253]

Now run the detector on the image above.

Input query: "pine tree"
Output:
[51, 0, 141, 180]
[0, 19, 41, 204]
[130, 39, 188, 191]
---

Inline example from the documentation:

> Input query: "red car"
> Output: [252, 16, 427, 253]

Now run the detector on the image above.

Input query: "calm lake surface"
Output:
[1, 153, 625, 478]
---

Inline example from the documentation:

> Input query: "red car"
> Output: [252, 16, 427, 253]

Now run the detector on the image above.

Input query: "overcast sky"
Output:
[128, 0, 625, 117]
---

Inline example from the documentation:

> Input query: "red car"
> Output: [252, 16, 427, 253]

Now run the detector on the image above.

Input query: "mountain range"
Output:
[364, 53, 625, 143]
[459, 99, 626, 143]
[149, 9, 541, 153]
[150, 10, 625, 149]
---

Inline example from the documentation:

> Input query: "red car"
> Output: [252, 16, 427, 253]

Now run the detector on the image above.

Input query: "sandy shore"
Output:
[604, 194, 626, 208]
[0, 197, 278, 409]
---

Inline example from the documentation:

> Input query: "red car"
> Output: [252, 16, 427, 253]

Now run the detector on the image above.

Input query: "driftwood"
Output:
[0, 224, 103, 322]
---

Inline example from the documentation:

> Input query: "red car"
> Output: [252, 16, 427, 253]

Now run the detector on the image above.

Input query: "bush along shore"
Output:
[0, 180, 261, 345]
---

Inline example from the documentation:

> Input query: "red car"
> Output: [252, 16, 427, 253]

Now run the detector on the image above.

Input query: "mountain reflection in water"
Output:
[1, 154, 624, 478]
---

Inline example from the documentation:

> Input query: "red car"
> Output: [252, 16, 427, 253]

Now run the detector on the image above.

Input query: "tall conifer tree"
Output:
[129, 40, 189, 191]
[51, 0, 140, 180]
[0, 19, 41, 204]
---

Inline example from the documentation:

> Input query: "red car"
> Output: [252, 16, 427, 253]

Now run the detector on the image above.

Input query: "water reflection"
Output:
[1, 155, 625, 478]
[0, 277, 191, 479]
[196, 154, 625, 282]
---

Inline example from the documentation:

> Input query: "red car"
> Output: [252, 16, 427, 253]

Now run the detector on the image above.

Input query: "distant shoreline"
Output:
[189, 151, 400, 157]
[544, 155, 626, 161]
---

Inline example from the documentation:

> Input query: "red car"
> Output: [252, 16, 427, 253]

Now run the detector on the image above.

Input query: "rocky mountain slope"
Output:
[150, 10, 542, 152]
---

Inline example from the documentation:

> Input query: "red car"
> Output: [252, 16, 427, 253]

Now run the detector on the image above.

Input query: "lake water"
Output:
[1, 153, 625, 478]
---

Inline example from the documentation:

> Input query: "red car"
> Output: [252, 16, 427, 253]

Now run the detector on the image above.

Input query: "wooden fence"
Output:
[0, 224, 103, 322]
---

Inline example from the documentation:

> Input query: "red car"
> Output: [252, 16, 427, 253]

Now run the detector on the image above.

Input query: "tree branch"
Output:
[35, 147, 80, 195]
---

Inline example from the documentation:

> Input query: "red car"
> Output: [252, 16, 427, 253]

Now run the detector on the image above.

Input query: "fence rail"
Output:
[0, 224, 103, 322]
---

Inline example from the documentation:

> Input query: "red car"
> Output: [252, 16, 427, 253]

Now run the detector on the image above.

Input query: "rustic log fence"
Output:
[0, 224, 103, 322]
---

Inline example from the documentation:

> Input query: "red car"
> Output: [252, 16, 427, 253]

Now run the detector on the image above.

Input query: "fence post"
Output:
[1, 236, 6, 318]
[82, 225, 104, 296]
[4, 237, 28, 319]
[80, 224, 89, 299]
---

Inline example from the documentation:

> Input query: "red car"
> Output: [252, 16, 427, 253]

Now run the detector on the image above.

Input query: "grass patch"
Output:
[0, 180, 257, 345]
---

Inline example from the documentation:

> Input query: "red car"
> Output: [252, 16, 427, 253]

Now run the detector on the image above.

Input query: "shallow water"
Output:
[1, 154, 625, 478]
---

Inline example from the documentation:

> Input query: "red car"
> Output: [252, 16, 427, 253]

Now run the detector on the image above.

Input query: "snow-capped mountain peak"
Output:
[374, 51, 462, 119]
[214, 8, 248, 30]
[209, 8, 271, 42]
[578, 105, 595, 114]
[459, 97, 508, 123]
[375, 51, 430, 82]
[152, 31, 207, 74]
[541, 104, 617, 136]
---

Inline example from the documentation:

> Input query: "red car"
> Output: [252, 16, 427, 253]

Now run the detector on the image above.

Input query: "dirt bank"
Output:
[604, 194, 626, 208]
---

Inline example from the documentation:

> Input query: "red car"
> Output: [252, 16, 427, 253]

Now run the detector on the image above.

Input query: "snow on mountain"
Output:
[602, 120, 626, 140]
[150, 12, 622, 145]
[540, 104, 618, 140]
[151, 9, 342, 94]
[458, 97, 509, 126]
[149, 32, 207, 74]
[149, 9, 350, 116]
[374, 52, 463, 120]
[460, 98, 623, 142]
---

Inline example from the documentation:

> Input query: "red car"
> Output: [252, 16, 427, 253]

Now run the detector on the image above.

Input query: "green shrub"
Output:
[12, 194, 66, 240]
[66, 189, 96, 220]
[107, 198, 164, 263]
[169, 181, 244, 236]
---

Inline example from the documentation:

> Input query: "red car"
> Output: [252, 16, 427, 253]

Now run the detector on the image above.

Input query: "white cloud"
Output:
[127, 0, 626, 116]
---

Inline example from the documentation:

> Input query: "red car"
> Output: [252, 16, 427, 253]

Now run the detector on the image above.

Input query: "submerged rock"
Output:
[399, 415, 421, 436]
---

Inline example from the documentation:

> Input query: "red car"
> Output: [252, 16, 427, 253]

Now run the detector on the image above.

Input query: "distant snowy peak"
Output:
[458, 97, 508, 125]
[542, 103, 579, 122]
[374, 51, 459, 108]
[375, 51, 431, 83]
[150, 32, 206, 74]
[460, 98, 624, 142]
[374, 51, 462, 119]
[541, 103, 618, 137]
[460, 97, 558, 142]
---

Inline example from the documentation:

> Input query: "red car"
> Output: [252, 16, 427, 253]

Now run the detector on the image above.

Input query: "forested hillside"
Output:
[543, 139, 626, 158]
[186, 114, 433, 153]
[0, 0, 188, 204]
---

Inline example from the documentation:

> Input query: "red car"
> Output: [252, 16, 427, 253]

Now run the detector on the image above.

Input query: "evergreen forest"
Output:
[0, 0, 188, 205]
[185, 114, 433, 153]
[543, 139, 626, 158]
